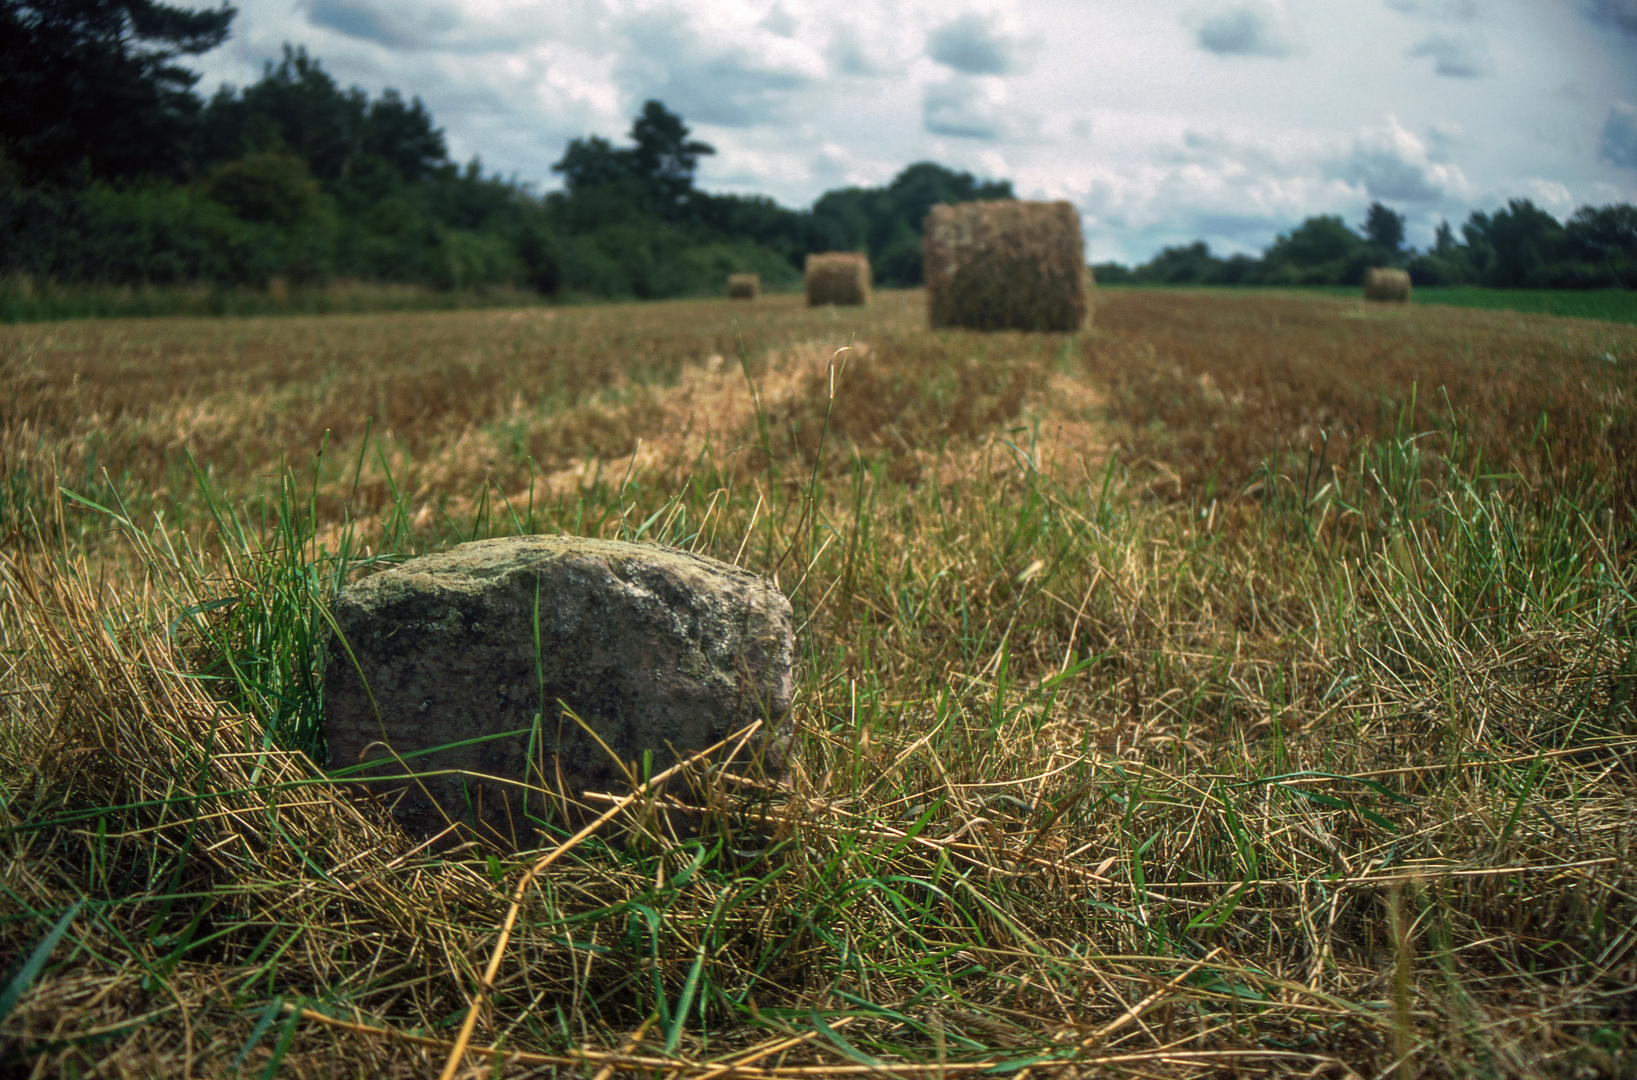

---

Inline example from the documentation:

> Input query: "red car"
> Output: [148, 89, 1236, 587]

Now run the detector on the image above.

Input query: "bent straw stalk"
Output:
[436, 722, 764, 1080]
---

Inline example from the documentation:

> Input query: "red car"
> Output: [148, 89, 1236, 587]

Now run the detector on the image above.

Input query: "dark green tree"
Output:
[360, 89, 447, 184]
[429, 158, 526, 232]
[1362, 201, 1406, 259]
[1562, 203, 1637, 285]
[877, 162, 1013, 251]
[1406, 218, 1473, 285]
[198, 46, 364, 184]
[807, 187, 871, 252]
[196, 46, 447, 193]
[687, 191, 815, 266]
[1261, 214, 1370, 284]
[1135, 241, 1225, 284]
[0, 0, 235, 186]
[551, 135, 631, 193]
[551, 101, 714, 220]
[198, 151, 333, 283]
[628, 101, 713, 210]
[201, 152, 323, 228]
[1215, 253, 1262, 284]
[1464, 199, 1563, 286]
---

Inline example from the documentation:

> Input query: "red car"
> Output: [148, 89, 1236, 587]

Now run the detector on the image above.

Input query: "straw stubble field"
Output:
[1, 288, 1635, 1078]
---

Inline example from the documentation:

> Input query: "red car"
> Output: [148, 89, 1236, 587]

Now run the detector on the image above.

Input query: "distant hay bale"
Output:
[924, 200, 1089, 332]
[805, 253, 871, 306]
[1364, 268, 1412, 303]
[727, 273, 760, 300]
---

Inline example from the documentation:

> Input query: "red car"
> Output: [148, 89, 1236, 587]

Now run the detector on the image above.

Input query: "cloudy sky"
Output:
[185, 0, 1637, 263]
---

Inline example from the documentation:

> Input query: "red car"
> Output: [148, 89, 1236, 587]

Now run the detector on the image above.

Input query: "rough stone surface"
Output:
[324, 535, 795, 844]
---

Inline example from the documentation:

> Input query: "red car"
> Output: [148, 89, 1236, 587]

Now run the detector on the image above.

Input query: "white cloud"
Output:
[1041, 119, 1356, 260]
[1600, 101, 1637, 167]
[1508, 177, 1576, 215]
[1389, 0, 1496, 76]
[826, 18, 905, 77]
[1585, 0, 1637, 37]
[297, 0, 589, 55]
[1386, 0, 1479, 20]
[1071, 161, 1352, 261]
[1061, 115, 1488, 259]
[1407, 32, 1494, 77]
[1327, 117, 1470, 201]
[805, 142, 881, 188]
[759, 3, 799, 38]
[615, 6, 827, 129]
[926, 11, 1038, 74]
[1194, 2, 1298, 58]
[1423, 123, 1460, 162]
[301, 0, 458, 50]
[924, 77, 1018, 140]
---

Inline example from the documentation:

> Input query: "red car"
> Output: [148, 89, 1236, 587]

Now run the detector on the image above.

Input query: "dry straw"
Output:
[726, 273, 760, 300]
[1364, 267, 1412, 303]
[924, 200, 1090, 332]
[804, 252, 871, 306]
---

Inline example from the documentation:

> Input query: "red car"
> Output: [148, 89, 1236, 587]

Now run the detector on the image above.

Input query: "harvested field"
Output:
[2, 288, 1635, 1079]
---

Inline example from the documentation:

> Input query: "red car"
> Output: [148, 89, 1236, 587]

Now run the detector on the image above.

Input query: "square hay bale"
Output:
[805, 252, 871, 306]
[1364, 268, 1412, 303]
[727, 273, 761, 299]
[924, 200, 1089, 332]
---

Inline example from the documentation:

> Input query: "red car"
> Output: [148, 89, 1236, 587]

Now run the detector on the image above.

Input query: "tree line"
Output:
[1096, 199, 1637, 290]
[0, 0, 1011, 300]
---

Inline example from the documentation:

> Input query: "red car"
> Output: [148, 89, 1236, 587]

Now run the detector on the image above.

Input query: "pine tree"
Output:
[0, 0, 234, 186]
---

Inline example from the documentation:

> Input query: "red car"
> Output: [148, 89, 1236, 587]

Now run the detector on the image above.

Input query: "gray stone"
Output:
[324, 535, 794, 845]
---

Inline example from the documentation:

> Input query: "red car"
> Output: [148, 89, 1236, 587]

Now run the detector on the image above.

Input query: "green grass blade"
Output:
[231, 996, 285, 1073]
[664, 944, 707, 1054]
[0, 899, 83, 1024]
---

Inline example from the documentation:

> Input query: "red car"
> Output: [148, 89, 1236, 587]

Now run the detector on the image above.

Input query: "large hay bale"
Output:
[805, 252, 871, 306]
[727, 273, 760, 299]
[924, 200, 1089, 332]
[1364, 268, 1412, 303]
